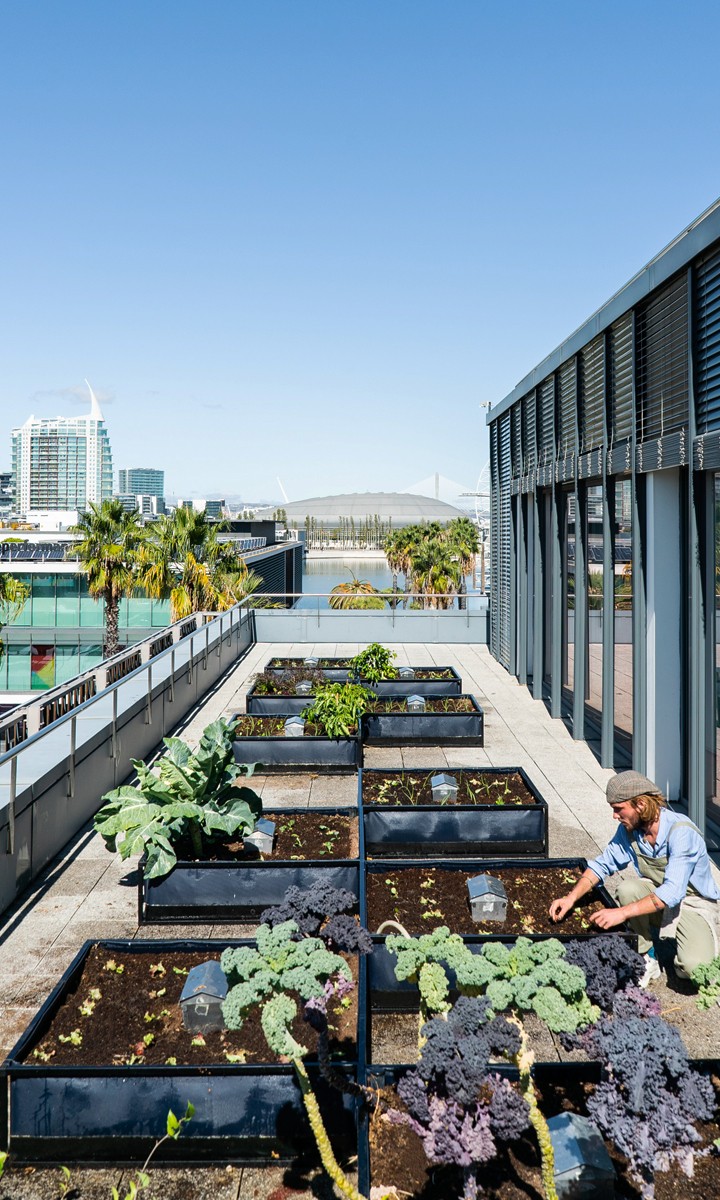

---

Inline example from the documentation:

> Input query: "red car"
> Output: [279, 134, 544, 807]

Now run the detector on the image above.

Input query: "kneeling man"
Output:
[549, 771, 720, 986]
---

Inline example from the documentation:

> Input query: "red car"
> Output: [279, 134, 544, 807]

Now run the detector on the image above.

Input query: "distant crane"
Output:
[276, 477, 289, 504]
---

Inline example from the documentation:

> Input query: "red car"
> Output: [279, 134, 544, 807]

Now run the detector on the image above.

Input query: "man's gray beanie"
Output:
[606, 771, 664, 804]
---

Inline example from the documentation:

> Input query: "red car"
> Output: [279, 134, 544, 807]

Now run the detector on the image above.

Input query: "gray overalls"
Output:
[615, 819, 720, 977]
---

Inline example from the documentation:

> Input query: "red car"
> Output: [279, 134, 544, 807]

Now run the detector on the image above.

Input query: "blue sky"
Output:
[2, 1, 720, 503]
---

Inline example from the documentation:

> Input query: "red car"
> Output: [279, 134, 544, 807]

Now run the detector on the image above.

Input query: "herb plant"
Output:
[302, 682, 374, 738]
[348, 643, 398, 683]
[94, 718, 262, 879]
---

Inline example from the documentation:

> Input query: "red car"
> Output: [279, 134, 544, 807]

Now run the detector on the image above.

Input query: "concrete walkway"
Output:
[1, 641, 716, 1198]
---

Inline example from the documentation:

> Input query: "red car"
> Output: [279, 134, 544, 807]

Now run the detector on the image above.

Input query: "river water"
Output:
[296, 556, 484, 610]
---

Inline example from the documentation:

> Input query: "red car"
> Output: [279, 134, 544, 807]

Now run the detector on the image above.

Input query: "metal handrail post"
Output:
[146, 663, 153, 724]
[7, 754, 17, 853]
[68, 716, 76, 798]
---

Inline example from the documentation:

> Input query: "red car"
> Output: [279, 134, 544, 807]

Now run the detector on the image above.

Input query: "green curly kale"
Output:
[386, 932, 599, 1033]
[221, 921, 351, 1053]
[691, 953, 720, 1009]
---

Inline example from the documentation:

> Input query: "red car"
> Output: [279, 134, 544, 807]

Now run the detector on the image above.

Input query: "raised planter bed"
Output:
[231, 714, 362, 770]
[361, 768, 548, 857]
[253, 666, 462, 705]
[362, 696, 484, 746]
[364, 858, 625, 938]
[357, 1061, 720, 1200]
[265, 658, 462, 693]
[0, 939, 360, 1163]
[139, 809, 361, 923]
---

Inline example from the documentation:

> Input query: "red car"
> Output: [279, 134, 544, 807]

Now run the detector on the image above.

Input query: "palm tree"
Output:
[138, 507, 262, 621]
[0, 575, 30, 667]
[328, 573, 386, 610]
[446, 517, 479, 608]
[70, 500, 146, 657]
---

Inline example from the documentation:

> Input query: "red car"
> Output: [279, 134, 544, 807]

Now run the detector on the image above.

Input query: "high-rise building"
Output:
[11, 382, 113, 518]
[117, 467, 164, 499]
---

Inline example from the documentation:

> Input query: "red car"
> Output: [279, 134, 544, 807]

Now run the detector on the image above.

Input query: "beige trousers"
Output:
[615, 875, 718, 978]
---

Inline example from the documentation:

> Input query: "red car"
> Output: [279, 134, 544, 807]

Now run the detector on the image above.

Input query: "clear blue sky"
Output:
[2, 1, 720, 503]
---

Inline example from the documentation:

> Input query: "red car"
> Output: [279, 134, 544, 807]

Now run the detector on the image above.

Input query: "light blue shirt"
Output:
[586, 808, 720, 909]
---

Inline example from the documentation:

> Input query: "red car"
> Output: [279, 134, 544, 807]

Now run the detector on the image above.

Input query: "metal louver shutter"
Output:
[490, 412, 512, 669]
[558, 358, 577, 458]
[608, 312, 633, 469]
[636, 273, 689, 449]
[580, 335, 605, 452]
[539, 376, 555, 467]
[511, 404, 522, 477]
[522, 390, 537, 474]
[695, 246, 720, 434]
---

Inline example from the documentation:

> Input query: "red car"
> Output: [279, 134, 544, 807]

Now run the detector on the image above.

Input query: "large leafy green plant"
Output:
[348, 642, 398, 683]
[94, 718, 262, 879]
[302, 682, 374, 738]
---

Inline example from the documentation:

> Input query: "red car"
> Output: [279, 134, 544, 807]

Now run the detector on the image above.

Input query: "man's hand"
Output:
[588, 907, 626, 930]
[549, 895, 575, 923]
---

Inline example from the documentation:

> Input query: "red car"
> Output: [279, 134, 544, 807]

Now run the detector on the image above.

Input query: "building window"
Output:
[614, 479, 633, 762]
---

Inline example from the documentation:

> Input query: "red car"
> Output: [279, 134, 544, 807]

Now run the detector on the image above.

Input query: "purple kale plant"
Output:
[260, 881, 370, 953]
[385, 997, 530, 1200]
[563, 935, 645, 1011]
[575, 1013, 715, 1198]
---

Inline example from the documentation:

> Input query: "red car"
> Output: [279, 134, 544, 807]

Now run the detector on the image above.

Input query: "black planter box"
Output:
[361, 768, 548, 857]
[139, 808, 362, 923]
[361, 856, 636, 1009]
[232, 718, 362, 771]
[263, 661, 463, 695]
[0, 939, 361, 1164]
[357, 1061, 602, 1198]
[246, 668, 463, 714]
[356, 1059, 720, 1198]
[362, 696, 484, 746]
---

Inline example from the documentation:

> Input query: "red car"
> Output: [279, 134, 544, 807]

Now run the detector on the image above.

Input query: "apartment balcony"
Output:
[0, 603, 717, 1197]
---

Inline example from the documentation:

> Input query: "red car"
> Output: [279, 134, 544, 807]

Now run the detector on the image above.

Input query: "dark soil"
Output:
[266, 659, 455, 680]
[367, 864, 609, 935]
[234, 716, 356, 737]
[363, 770, 537, 808]
[172, 812, 358, 861]
[21, 946, 357, 1068]
[368, 697, 475, 714]
[368, 1074, 720, 1199]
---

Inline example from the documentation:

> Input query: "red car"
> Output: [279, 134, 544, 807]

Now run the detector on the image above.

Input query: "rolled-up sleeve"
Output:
[654, 826, 702, 908]
[586, 828, 636, 883]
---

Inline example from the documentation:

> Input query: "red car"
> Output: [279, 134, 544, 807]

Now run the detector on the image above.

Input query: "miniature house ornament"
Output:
[406, 694, 426, 713]
[431, 773, 459, 804]
[284, 716, 306, 738]
[467, 874, 508, 923]
[303, 656, 319, 668]
[295, 680, 313, 696]
[244, 818, 276, 854]
[180, 961, 228, 1032]
[398, 666, 415, 681]
[547, 1112, 615, 1199]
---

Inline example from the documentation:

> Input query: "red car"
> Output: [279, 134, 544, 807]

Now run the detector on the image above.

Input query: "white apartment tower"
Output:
[11, 381, 113, 519]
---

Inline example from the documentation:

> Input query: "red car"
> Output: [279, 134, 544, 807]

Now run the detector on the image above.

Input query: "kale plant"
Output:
[221, 921, 362, 1200]
[385, 997, 530, 1200]
[691, 952, 720, 1009]
[574, 1012, 716, 1198]
[94, 717, 262, 878]
[261, 882, 372, 954]
[563, 935, 645, 1010]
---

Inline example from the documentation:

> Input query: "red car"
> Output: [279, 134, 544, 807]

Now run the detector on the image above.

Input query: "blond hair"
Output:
[632, 793, 667, 825]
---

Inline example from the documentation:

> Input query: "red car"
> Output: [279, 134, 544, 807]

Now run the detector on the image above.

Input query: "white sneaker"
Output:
[638, 954, 662, 988]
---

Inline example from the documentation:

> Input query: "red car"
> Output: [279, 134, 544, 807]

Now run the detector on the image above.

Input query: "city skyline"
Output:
[3, 3, 720, 497]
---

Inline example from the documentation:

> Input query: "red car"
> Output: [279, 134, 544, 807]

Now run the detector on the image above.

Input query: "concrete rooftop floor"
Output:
[1, 640, 718, 1198]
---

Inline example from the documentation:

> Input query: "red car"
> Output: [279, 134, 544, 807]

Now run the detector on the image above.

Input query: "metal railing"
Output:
[0, 601, 254, 911]
[0, 612, 213, 753]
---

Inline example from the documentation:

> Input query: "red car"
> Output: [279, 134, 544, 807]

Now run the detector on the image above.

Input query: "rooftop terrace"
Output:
[1, 635, 717, 1198]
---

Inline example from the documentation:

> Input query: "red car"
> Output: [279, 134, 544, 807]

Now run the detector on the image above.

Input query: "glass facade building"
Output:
[488, 197, 720, 847]
[117, 468, 164, 499]
[12, 386, 113, 516]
